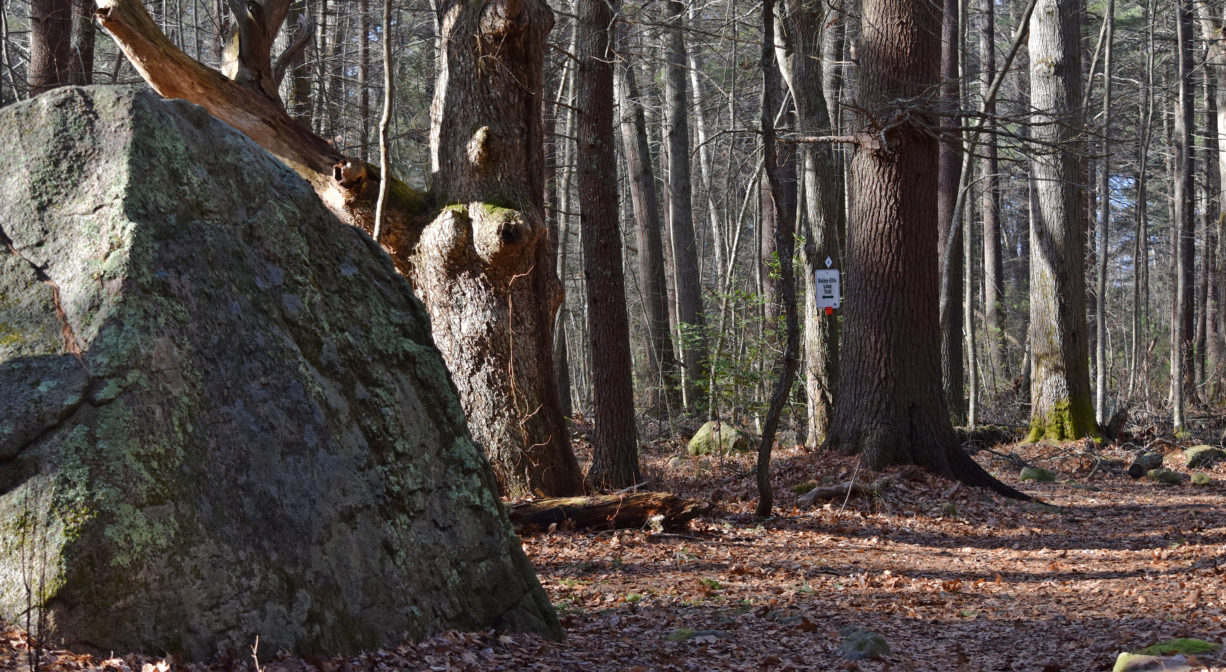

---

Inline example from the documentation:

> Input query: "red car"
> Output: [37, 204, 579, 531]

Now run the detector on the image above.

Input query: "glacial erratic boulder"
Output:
[0, 87, 558, 658]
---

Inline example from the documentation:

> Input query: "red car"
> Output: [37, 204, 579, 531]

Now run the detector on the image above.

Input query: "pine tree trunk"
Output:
[575, 0, 638, 490]
[29, 0, 74, 93]
[826, 0, 1023, 499]
[1025, 0, 1096, 442]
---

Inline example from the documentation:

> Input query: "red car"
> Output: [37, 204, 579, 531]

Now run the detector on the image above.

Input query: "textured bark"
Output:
[97, 0, 584, 497]
[825, 0, 1024, 499]
[663, 0, 708, 410]
[358, 0, 370, 161]
[415, 0, 582, 496]
[938, 0, 965, 424]
[1024, 0, 1096, 442]
[617, 57, 682, 414]
[29, 0, 74, 93]
[778, 0, 842, 448]
[980, 0, 1007, 390]
[508, 493, 707, 533]
[576, 0, 638, 490]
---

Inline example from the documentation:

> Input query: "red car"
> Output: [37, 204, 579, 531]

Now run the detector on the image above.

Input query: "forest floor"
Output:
[3, 426, 1226, 671]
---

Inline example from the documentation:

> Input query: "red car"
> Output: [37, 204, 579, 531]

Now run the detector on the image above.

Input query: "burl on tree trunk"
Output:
[95, 0, 582, 497]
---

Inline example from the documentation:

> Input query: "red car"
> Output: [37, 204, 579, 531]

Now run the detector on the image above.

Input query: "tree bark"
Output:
[576, 0, 639, 491]
[1024, 0, 1096, 442]
[663, 0, 709, 411]
[29, 0, 74, 93]
[617, 52, 683, 415]
[778, 0, 842, 448]
[96, 0, 585, 497]
[824, 0, 1024, 499]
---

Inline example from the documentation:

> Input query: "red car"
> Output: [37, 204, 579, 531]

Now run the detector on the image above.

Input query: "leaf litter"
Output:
[2, 437, 1225, 671]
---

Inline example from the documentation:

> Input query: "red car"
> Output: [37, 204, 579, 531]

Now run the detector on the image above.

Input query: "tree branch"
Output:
[95, 0, 429, 267]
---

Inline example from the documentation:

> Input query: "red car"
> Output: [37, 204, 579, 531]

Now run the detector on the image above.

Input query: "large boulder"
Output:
[0, 87, 558, 657]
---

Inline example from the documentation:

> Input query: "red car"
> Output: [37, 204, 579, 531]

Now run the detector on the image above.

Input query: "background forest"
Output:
[3, 0, 1224, 448]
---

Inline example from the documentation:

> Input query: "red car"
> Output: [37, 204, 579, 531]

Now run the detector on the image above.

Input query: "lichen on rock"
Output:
[0, 86, 558, 658]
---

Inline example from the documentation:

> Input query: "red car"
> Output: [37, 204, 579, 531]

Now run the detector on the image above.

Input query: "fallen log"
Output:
[797, 471, 910, 507]
[508, 492, 708, 533]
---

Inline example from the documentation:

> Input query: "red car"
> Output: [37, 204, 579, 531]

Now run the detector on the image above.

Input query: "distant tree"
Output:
[1024, 0, 1096, 442]
[576, 0, 639, 490]
[29, 0, 73, 93]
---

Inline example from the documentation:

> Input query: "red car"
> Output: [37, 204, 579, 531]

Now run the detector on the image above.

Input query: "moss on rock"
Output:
[0, 87, 557, 658]
[1185, 445, 1225, 469]
[688, 421, 754, 456]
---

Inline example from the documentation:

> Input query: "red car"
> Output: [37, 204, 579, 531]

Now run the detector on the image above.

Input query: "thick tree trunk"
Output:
[417, 0, 582, 496]
[96, 0, 584, 497]
[663, 0, 709, 411]
[617, 56, 683, 415]
[938, 0, 965, 425]
[576, 0, 638, 490]
[825, 0, 1024, 499]
[29, 0, 74, 93]
[67, 0, 95, 85]
[778, 0, 842, 449]
[1024, 0, 1096, 442]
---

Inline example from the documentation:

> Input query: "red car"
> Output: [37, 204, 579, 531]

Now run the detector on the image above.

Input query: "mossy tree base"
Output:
[1024, 398, 1099, 443]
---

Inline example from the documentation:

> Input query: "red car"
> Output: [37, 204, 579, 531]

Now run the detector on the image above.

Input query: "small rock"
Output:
[1191, 472, 1211, 486]
[839, 629, 890, 661]
[1112, 652, 1192, 672]
[1145, 468, 1183, 485]
[1185, 445, 1225, 469]
[1019, 467, 1056, 482]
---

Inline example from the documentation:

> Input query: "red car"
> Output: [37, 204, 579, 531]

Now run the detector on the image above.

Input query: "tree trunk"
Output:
[663, 0, 709, 411]
[575, 0, 638, 490]
[1172, 0, 1197, 429]
[1024, 0, 1096, 442]
[980, 0, 1006, 392]
[96, 0, 585, 497]
[29, 0, 74, 93]
[617, 54, 683, 415]
[1094, 0, 1113, 425]
[754, 0, 801, 517]
[1198, 3, 1226, 399]
[825, 0, 1024, 499]
[358, 0, 370, 162]
[778, 0, 842, 448]
[938, 0, 965, 425]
